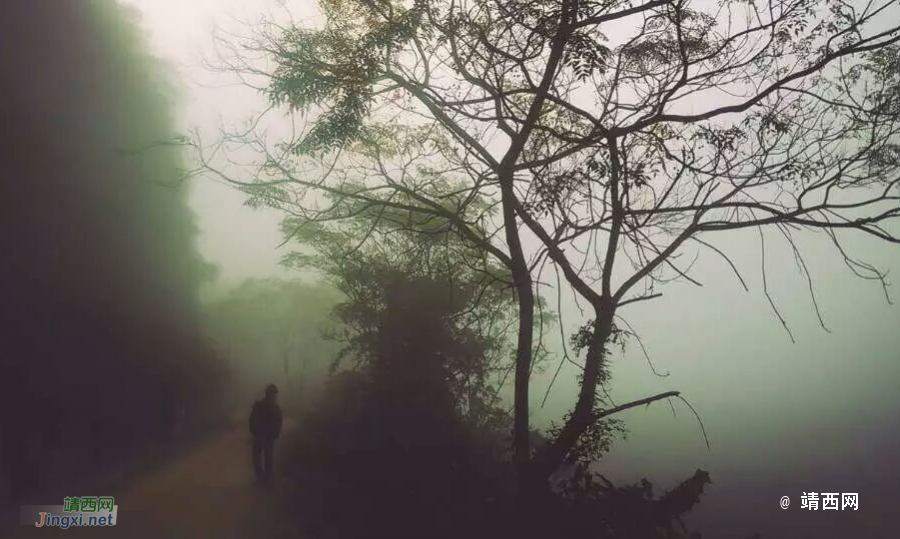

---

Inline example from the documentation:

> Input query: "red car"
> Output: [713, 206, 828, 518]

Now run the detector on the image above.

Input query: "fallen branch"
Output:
[593, 391, 681, 420]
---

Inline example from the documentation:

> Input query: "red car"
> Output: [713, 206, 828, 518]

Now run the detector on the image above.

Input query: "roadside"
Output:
[5, 419, 300, 538]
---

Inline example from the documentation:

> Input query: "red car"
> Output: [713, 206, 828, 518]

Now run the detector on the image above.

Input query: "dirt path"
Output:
[10, 421, 299, 538]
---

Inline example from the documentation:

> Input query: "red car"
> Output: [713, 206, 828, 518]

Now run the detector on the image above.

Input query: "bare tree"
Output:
[186, 0, 900, 492]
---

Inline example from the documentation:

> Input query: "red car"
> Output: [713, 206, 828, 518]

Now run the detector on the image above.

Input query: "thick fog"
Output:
[120, 0, 900, 537]
[4, 0, 895, 537]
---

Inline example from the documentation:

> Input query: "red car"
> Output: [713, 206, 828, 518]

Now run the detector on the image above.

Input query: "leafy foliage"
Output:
[565, 30, 611, 80]
[285, 193, 518, 425]
[268, 0, 429, 154]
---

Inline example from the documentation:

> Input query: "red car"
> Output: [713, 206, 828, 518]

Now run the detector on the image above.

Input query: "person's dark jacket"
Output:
[249, 399, 283, 440]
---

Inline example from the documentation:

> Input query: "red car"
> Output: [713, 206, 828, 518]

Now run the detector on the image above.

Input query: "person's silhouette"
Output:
[249, 384, 283, 485]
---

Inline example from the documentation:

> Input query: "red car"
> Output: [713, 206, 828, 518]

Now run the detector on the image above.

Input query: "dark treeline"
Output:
[0, 0, 227, 508]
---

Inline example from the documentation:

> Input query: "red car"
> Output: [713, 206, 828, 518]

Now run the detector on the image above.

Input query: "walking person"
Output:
[249, 384, 283, 485]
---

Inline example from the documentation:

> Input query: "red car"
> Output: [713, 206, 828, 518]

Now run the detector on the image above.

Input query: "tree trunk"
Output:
[532, 306, 614, 482]
[498, 169, 536, 488]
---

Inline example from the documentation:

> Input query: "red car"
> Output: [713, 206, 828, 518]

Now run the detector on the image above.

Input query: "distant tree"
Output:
[188, 0, 900, 494]
[272, 201, 536, 539]
[284, 203, 523, 431]
[204, 279, 344, 408]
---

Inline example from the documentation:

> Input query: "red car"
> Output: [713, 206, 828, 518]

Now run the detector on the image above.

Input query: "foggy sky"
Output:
[122, 1, 900, 537]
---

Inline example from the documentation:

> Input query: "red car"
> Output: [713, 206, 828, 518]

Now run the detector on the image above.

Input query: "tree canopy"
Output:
[189, 0, 900, 490]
